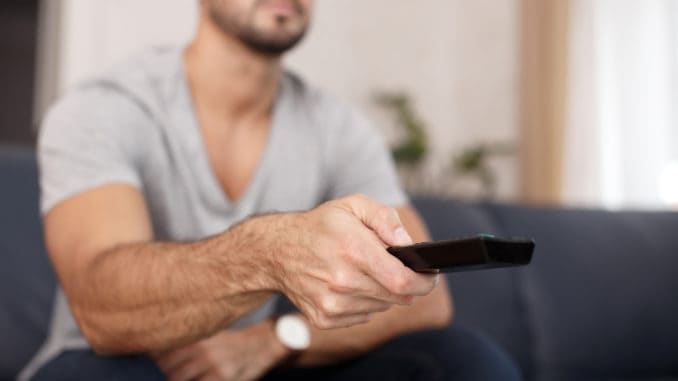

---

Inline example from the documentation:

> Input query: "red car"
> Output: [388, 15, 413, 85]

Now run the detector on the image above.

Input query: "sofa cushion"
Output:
[0, 146, 56, 380]
[492, 204, 678, 380]
[413, 198, 678, 380]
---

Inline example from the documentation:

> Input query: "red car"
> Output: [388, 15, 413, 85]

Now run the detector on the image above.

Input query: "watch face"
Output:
[275, 315, 311, 350]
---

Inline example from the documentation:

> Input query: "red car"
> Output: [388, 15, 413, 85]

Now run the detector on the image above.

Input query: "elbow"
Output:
[83, 331, 120, 356]
[72, 305, 137, 355]
[82, 329, 123, 356]
[73, 308, 116, 355]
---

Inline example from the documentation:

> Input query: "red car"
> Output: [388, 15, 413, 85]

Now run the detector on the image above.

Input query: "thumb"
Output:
[340, 194, 413, 247]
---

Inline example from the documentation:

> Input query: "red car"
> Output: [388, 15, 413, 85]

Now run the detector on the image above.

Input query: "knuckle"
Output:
[373, 206, 388, 221]
[328, 271, 352, 292]
[338, 239, 363, 266]
[319, 295, 342, 316]
[377, 205, 398, 223]
[390, 274, 414, 295]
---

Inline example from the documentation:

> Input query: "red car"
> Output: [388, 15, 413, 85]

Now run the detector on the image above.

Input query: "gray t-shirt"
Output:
[20, 46, 406, 380]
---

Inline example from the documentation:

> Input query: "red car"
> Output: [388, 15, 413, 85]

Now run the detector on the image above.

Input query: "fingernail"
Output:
[394, 227, 413, 246]
[433, 274, 440, 287]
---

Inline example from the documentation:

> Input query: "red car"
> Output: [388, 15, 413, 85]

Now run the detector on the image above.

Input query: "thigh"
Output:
[263, 326, 522, 381]
[31, 350, 165, 381]
[263, 350, 439, 381]
[380, 326, 523, 381]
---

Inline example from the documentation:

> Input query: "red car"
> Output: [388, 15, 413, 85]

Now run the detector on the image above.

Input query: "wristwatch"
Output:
[274, 314, 311, 351]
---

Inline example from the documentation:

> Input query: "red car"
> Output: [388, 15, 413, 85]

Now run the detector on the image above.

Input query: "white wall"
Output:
[45, 0, 519, 199]
[564, 0, 678, 208]
[54, 0, 200, 94]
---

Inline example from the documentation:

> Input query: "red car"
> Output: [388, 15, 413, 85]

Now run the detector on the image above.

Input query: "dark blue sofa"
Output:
[2, 146, 678, 380]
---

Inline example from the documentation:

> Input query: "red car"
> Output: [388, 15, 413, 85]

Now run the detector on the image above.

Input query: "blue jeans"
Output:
[32, 326, 522, 381]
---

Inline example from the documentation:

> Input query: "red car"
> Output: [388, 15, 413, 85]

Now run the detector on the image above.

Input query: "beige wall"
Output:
[41, 0, 520, 200]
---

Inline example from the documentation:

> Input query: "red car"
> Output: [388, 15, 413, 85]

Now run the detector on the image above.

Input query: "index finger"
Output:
[352, 228, 439, 297]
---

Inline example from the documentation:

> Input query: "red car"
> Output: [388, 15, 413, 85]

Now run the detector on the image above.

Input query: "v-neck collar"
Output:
[170, 47, 288, 213]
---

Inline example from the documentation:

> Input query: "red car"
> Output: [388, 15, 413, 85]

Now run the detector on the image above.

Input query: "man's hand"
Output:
[154, 321, 287, 381]
[265, 194, 439, 329]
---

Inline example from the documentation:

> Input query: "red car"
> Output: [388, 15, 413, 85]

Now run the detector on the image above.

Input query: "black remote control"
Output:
[387, 234, 535, 273]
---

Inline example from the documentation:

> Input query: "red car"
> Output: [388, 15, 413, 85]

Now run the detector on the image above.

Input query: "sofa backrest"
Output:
[414, 197, 678, 380]
[0, 146, 56, 380]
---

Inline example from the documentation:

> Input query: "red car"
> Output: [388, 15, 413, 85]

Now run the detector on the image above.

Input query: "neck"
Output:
[184, 14, 282, 123]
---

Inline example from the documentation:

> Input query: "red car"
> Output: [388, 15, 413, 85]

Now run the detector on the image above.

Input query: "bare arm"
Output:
[46, 184, 279, 354]
[295, 206, 453, 366]
[46, 186, 437, 355]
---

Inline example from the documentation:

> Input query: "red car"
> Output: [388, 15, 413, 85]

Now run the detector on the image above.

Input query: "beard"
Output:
[207, 0, 309, 56]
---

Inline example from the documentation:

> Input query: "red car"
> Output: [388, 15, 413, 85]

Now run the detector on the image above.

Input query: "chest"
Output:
[138, 100, 327, 241]
[200, 119, 270, 203]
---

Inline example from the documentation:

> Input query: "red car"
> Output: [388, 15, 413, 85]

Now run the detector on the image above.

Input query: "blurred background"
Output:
[2, 0, 677, 209]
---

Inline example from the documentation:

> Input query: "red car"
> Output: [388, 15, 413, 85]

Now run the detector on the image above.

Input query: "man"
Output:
[21, 0, 521, 380]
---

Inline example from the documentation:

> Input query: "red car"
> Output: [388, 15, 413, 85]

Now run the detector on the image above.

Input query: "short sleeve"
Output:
[323, 104, 408, 207]
[38, 86, 147, 215]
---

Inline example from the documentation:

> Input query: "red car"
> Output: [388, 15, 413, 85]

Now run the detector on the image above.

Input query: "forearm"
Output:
[69, 214, 282, 354]
[296, 278, 453, 367]
[52, 192, 440, 359]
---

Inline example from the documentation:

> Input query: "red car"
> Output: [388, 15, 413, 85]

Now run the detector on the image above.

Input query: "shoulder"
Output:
[44, 46, 182, 129]
[39, 79, 158, 168]
[281, 70, 370, 132]
[39, 46, 180, 147]
[41, 82, 153, 144]
[99, 45, 183, 112]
